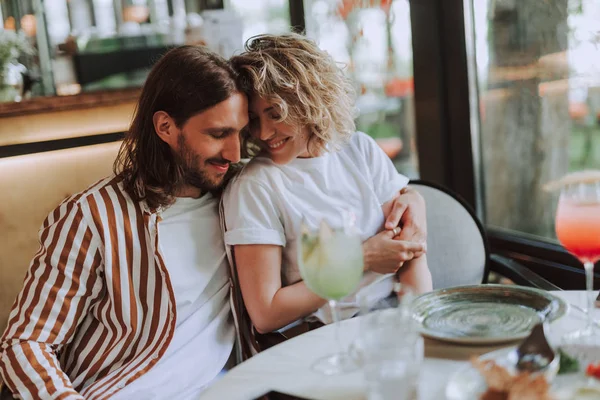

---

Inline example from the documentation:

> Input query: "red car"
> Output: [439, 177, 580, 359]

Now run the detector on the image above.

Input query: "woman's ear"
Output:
[153, 111, 177, 146]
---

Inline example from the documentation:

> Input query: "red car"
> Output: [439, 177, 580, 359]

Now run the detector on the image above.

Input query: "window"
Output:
[303, 0, 419, 178]
[467, 0, 600, 241]
[226, 0, 290, 43]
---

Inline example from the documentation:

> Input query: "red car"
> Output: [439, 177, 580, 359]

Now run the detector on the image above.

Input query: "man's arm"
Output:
[362, 229, 426, 274]
[0, 199, 103, 399]
[382, 186, 427, 245]
[381, 186, 433, 293]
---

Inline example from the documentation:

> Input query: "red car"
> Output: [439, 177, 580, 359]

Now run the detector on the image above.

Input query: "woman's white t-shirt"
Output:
[222, 131, 409, 323]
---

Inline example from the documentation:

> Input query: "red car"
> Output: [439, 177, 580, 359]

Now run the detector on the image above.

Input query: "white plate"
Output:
[445, 347, 600, 400]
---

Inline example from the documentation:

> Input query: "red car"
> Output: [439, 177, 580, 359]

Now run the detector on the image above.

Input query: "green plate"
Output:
[412, 284, 567, 344]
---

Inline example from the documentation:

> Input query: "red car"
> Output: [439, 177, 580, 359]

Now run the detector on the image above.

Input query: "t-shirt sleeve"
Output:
[222, 177, 286, 246]
[356, 132, 410, 204]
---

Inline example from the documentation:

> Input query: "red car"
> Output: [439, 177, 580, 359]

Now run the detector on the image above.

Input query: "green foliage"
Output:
[569, 125, 600, 171]
[557, 347, 580, 374]
[0, 30, 35, 70]
[365, 121, 398, 139]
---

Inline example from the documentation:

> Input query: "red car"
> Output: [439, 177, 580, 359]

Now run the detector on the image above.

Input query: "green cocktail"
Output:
[299, 225, 364, 300]
[298, 219, 364, 375]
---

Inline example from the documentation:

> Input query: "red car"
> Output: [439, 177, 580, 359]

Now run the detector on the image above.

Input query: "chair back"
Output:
[410, 181, 489, 289]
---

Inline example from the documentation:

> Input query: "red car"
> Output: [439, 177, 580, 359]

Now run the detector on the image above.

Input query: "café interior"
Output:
[1, 0, 600, 398]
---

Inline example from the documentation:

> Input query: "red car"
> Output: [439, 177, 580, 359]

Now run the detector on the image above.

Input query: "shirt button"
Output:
[152, 353, 159, 360]
[117, 382, 126, 389]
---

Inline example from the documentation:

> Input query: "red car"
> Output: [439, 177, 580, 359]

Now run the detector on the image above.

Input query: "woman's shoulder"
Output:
[348, 130, 377, 148]
[223, 157, 279, 198]
[236, 156, 284, 182]
[339, 131, 379, 158]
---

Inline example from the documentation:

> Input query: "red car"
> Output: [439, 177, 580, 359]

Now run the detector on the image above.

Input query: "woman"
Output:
[223, 33, 432, 336]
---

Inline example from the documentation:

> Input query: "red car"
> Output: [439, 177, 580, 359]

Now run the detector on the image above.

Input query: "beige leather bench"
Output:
[0, 142, 119, 336]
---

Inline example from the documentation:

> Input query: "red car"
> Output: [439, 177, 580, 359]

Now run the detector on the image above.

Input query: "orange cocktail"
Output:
[554, 177, 600, 340]
[556, 199, 600, 264]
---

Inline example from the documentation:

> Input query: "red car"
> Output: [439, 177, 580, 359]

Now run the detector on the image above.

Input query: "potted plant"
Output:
[0, 30, 35, 102]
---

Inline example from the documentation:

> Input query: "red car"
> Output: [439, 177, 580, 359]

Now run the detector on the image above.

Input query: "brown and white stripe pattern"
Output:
[0, 177, 177, 400]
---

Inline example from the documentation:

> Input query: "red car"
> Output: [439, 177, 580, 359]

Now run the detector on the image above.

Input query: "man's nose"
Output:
[222, 133, 241, 164]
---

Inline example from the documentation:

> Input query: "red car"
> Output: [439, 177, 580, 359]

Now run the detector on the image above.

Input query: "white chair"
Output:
[410, 180, 559, 290]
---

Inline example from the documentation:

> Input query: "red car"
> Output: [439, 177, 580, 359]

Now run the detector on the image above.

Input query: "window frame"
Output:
[289, 0, 305, 33]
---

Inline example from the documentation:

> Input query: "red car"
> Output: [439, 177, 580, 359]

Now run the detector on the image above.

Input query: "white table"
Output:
[200, 291, 595, 400]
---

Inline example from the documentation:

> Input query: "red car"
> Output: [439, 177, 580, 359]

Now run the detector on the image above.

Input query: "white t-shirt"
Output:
[112, 195, 235, 400]
[222, 131, 409, 324]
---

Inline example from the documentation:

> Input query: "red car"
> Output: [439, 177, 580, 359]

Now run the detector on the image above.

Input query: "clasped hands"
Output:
[363, 187, 427, 274]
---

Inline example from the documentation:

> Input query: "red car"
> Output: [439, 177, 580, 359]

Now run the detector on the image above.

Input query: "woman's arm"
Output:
[397, 255, 433, 294]
[235, 236, 426, 333]
[233, 244, 327, 334]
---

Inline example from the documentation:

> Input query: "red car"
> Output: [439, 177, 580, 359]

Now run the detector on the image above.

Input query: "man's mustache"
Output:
[206, 158, 231, 166]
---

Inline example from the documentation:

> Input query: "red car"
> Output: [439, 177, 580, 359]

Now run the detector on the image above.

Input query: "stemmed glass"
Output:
[298, 217, 364, 375]
[554, 178, 600, 341]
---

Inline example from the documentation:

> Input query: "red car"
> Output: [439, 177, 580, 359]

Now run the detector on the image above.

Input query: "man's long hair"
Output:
[114, 46, 241, 210]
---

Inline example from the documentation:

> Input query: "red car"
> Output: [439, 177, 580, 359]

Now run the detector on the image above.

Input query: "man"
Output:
[0, 46, 249, 399]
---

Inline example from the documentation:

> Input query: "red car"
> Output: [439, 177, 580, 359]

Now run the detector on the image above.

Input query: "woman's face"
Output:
[248, 95, 311, 165]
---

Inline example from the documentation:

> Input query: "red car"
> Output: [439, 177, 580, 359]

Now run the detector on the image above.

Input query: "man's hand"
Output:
[362, 230, 425, 274]
[383, 187, 427, 245]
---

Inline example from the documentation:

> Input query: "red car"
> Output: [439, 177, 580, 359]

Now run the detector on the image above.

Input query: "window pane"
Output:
[226, 0, 290, 43]
[468, 0, 600, 239]
[304, 0, 419, 178]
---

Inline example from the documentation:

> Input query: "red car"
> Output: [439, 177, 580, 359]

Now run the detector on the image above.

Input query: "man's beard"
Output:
[175, 134, 227, 193]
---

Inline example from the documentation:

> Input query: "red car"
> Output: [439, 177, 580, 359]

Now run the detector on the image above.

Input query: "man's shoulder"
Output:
[60, 175, 136, 210]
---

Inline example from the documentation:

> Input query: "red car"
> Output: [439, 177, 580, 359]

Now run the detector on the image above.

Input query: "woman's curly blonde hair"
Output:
[230, 33, 357, 157]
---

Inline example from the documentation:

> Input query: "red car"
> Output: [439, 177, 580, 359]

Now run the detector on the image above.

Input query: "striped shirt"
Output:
[0, 176, 241, 399]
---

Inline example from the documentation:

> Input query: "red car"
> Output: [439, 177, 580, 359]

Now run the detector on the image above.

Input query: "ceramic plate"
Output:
[412, 285, 567, 344]
[446, 347, 600, 400]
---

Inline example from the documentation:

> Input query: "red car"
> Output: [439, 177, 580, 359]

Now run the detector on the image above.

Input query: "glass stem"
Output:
[584, 262, 595, 332]
[329, 300, 342, 354]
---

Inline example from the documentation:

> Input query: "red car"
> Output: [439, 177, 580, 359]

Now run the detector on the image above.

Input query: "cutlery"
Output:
[511, 322, 560, 380]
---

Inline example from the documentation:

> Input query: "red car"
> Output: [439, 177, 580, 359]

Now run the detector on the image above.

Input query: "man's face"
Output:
[171, 93, 249, 193]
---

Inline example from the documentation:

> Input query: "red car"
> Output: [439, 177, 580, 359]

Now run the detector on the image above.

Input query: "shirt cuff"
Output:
[224, 228, 286, 246]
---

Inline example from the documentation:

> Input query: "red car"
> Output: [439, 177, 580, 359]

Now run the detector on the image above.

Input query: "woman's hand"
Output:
[362, 229, 425, 274]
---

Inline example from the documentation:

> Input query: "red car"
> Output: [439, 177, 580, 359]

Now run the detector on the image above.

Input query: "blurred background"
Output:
[1, 0, 600, 332]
